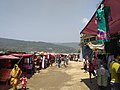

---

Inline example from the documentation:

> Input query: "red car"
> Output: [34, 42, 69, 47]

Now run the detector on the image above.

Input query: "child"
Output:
[20, 74, 27, 90]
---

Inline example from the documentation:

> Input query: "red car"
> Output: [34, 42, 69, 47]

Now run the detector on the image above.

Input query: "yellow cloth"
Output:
[10, 65, 22, 78]
[10, 65, 22, 87]
[110, 61, 120, 84]
[10, 78, 18, 85]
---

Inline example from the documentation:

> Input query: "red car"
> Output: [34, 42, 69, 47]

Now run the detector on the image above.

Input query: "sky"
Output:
[0, 0, 101, 43]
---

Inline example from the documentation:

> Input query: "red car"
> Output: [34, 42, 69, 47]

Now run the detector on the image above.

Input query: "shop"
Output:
[80, 1, 120, 89]
[0, 55, 20, 89]
[12, 53, 34, 74]
[80, 0, 120, 58]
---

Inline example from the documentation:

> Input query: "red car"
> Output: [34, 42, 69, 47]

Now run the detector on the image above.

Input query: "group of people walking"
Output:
[55, 55, 69, 68]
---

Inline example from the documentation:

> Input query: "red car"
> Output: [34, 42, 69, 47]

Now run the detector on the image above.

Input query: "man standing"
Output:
[88, 60, 96, 83]
[110, 55, 120, 90]
[96, 65, 109, 90]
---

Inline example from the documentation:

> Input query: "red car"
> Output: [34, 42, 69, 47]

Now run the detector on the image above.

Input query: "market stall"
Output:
[12, 53, 34, 74]
[0, 55, 20, 89]
[80, 0, 120, 56]
[80, 0, 120, 36]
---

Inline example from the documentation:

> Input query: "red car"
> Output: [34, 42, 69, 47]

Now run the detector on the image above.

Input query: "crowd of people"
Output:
[83, 54, 120, 90]
[3, 50, 120, 90]
[9, 53, 71, 90]
[54, 54, 69, 68]
[33, 54, 69, 71]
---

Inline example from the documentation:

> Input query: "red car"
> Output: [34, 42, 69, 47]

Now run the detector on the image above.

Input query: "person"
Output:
[20, 74, 27, 90]
[92, 55, 98, 70]
[88, 60, 96, 83]
[54, 55, 57, 66]
[110, 55, 120, 90]
[66, 55, 69, 65]
[107, 55, 114, 74]
[58, 56, 61, 68]
[34, 56, 40, 73]
[10, 64, 22, 90]
[63, 55, 67, 68]
[83, 56, 88, 73]
[42, 56, 45, 69]
[49, 54, 53, 66]
[96, 65, 109, 90]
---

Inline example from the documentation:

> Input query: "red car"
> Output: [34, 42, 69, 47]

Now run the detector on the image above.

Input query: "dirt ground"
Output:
[10, 61, 99, 90]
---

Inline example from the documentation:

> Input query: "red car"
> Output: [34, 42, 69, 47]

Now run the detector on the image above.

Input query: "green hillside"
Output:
[0, 38, 77, 53]
[56, 42, 80, 50]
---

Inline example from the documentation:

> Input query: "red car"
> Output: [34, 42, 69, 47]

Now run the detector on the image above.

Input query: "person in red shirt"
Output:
[20, 74, 27, 90]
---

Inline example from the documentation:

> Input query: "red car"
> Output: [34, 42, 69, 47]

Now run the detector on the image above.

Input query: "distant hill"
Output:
[56, 42, 80, 50]
[0, 38, 77, 53]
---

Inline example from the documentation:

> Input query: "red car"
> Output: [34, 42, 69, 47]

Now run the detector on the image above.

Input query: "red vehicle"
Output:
[0, 55, 20, 89]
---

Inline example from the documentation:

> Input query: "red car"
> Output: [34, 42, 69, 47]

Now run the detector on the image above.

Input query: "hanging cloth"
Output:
[96, 6, 111, 42]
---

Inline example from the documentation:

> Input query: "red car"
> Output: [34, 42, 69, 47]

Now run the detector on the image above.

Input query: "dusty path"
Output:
[10, 61, 98, 90]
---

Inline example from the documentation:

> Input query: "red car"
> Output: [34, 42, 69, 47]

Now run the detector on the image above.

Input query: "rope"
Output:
[17, 54, 24, 65]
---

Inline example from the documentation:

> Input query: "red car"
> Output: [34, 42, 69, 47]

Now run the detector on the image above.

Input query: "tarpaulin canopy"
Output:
[80, 0, 120, 36]
[12, 54, 34, 57]
[0, 55, 19, 59]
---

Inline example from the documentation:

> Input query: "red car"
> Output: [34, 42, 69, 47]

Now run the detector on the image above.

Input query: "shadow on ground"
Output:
[80, 78, 111, 90]
[17, 88, 30, 90]
[0, 73, 33, 90]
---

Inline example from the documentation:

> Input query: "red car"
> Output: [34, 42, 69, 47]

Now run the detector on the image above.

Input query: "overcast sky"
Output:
[0, 0, 101, 43]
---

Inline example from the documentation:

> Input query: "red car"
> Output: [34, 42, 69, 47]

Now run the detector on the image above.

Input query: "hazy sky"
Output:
[0, 0, 101, 43]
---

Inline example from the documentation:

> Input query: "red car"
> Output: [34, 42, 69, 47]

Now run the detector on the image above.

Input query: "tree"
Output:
[77, 48, 80, 53]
